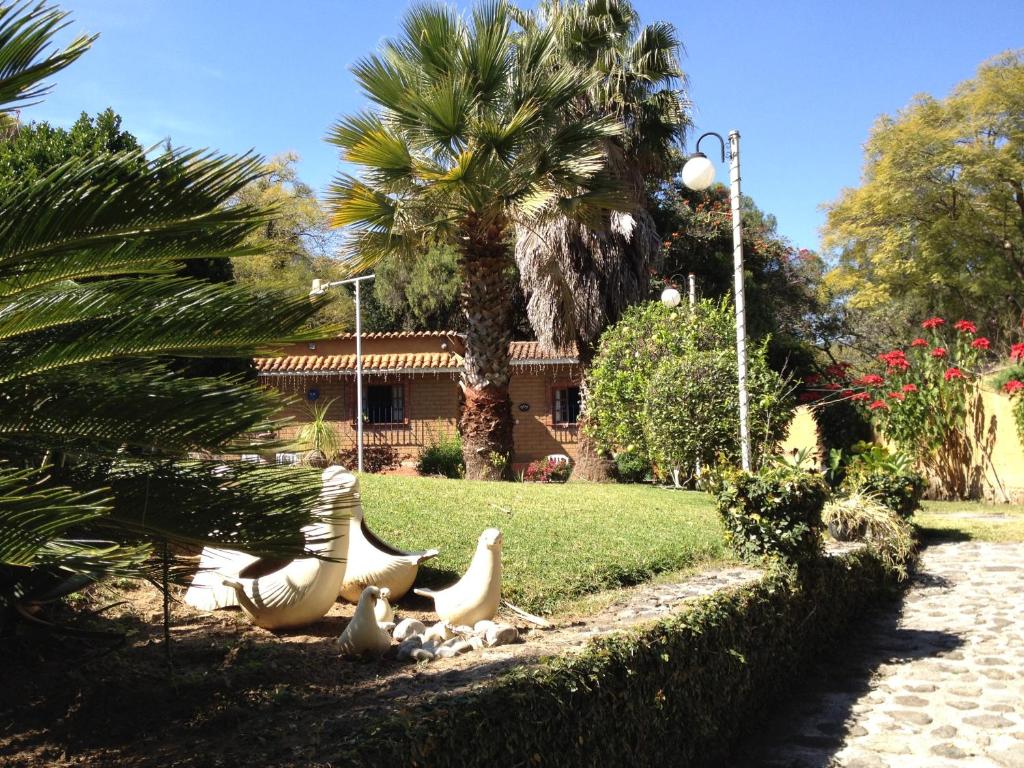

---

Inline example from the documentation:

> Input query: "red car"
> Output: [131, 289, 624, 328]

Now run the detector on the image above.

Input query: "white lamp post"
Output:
[681, 130, 751, 471]
[660, 286, 681, 309]
[310, 273, 375, 473]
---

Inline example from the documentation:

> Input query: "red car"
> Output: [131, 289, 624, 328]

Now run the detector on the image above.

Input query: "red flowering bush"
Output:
[522, 458, 572, 483]
[844, 318, 992, 463]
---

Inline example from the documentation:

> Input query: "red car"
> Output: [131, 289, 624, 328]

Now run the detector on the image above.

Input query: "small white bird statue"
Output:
[414, 528, 502, 626]
[337, 586, 393, 657]
[185, 466, 353, 630]
[337, 505, 439, 603]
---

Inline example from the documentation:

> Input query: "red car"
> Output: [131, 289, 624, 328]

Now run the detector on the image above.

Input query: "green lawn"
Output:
[357, 476, 728, 615]
[915, 500, 1024, 543]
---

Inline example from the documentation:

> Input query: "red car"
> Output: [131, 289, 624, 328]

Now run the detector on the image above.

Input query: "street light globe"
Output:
[681, 153, 715, 191]
[660, 287, 681, 308]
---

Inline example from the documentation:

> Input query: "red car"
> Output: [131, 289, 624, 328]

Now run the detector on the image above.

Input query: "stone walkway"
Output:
[740, 542, 1024, 767]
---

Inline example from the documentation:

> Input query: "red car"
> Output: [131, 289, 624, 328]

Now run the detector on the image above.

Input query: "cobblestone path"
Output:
[738, 541, 1024, 768]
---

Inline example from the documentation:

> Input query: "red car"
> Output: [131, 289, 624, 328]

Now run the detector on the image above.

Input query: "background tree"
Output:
[232, 152, 354, 330]
[655, 181, 843, 372]
[823, 50, 1024, 353]
[328, 1, 623, 480]
[513, 0, 690, 481]
[0, 3, 334, 633]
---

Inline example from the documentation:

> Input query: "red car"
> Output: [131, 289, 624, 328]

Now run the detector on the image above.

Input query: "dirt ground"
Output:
[0, 566, 759, 768]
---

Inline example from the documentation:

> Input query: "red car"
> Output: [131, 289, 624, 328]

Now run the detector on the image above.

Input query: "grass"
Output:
[357, 475, 728, 616]
[915, 500, 1024, 543]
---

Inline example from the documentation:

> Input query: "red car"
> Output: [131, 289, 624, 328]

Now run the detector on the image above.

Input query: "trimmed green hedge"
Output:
[328, 551, 903, 768]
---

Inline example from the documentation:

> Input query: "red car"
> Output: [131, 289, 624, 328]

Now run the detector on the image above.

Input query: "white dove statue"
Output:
[184, 466, 352, 630]
[337, 503, 439, 603]
[414, 528, 502, 626]
[337, 585, 393, 657]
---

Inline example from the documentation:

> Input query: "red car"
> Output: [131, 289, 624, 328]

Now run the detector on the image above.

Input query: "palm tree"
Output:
[0, 3, 335, 632]
[327, 0, 624, 480]
[513, 0, 690, 481]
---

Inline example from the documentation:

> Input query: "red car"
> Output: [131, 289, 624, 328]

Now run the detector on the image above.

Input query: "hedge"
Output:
[327, 550, 904, 768]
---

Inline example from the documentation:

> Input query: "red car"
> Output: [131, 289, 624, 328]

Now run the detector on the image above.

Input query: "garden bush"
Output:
[614, 450, 650, 483]
[522, 458, 572, 483]
[337, 443, 399, 474]
[842, 469, 925, 519]
[715, 466, 829, 565]
[417, 432, 465, 478]
[587, 299, 794, 484]
[329, 550, 905, 768]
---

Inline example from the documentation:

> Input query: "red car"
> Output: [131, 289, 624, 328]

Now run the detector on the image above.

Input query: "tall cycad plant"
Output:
[0, 3, 333, 631]
[328, 0, 623, 480]
[513, 0, 689, 481]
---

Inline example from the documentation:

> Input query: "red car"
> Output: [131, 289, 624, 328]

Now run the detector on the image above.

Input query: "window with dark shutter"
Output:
[553, 385, 581, 425]
[364, 383, 405, 424]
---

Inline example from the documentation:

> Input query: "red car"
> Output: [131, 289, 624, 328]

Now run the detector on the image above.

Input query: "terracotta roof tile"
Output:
[256, 340, 578, 375]
[256, 352, 460, 374]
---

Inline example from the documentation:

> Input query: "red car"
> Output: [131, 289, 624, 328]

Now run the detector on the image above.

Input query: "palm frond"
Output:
[0, 2, 93, 112]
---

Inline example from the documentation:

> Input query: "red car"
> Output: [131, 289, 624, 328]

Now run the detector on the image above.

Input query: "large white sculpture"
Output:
[185, 466, 353, 630]
[336, 585, 393, 657]
[337, 504, 439, 603]
[414, 528, 502, 626]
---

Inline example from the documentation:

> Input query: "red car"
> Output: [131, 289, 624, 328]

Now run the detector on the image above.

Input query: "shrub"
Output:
[842, 469, 925, 519]
[615, 450, 650, 483]
[587, 299, 794, 483]
[715, 466, 829, 565]
[823, 492, 916, 579]
[523, 458, 572, 483]
[337, 443, 399, 474]
[417, 432, 465, 478]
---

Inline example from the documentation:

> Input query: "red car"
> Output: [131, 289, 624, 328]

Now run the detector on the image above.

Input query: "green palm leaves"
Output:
[327, 0, 624, 274]
[0, 2, 337, 613]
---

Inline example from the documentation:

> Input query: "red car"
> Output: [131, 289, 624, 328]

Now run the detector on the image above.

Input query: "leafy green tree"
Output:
[0, 107, 141, 198]
[513, 0, 689, 481]
[586, 299, 794, 483]
[232, 153, 354, 329]
[0, 3, 334, 632]
[824, 50, 1024, 351]
[328, 1, 623, 479]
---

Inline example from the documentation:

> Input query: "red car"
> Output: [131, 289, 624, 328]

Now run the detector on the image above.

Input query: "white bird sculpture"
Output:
[414, 528, 502, 626]
[184, 466, 353, 630]
[337, 504, 439, 603]
[337, 585, 393, 657]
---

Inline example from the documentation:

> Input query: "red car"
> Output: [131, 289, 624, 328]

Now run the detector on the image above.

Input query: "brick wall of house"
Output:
[509, 365, 582, 464]
[262, 363, 581, 468]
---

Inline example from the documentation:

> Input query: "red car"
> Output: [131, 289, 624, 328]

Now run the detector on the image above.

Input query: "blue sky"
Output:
[26, 0, 1024, 252]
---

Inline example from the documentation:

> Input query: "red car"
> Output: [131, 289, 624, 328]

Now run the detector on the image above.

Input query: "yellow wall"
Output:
[781, 391, 1024, 503]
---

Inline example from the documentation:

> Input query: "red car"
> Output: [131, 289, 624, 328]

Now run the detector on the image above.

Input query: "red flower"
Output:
[931, 347, 947, 358]
[1005, 380, 1024, 395]
[803, 373, 821, 385]
[798, 391, 819, 402]
[970, 337, 990, 350]
[902, 383, 918, 393]
[879, 350, 909, 371]
[1012, 343, 1024, 362]
[910, 338, 929, 347]
[921, 317, 945, 330]
[824, 363, 851, 379]
[824, 382, 841, 390]
[868, 399, 888, 410]
[944, 367, 964, 381]
[855, 374, 885, 386]
[953, 320, 977, 334]
[887, 391, 905, 401]
[850, 392, 871, 402]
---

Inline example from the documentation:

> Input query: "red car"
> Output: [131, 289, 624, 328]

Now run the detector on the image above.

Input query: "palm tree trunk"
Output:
[458, 218, 515, 480]
[570, 345, 616, 483]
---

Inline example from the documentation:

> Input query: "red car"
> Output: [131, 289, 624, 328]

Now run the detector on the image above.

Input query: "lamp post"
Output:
[310, 273, 375, 473]
[681, 130, 751, 471]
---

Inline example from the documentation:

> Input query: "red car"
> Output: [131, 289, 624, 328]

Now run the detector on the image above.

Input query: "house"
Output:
[255, 331, 582, 469]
